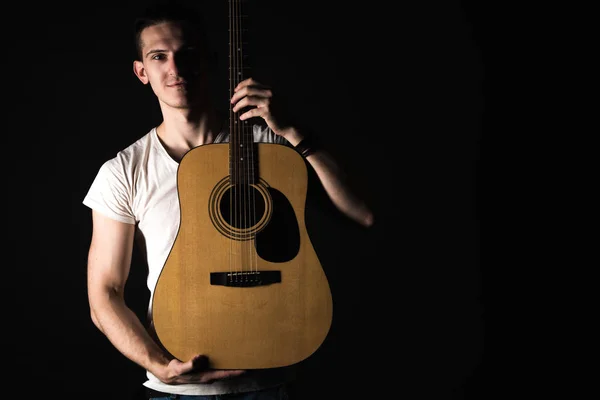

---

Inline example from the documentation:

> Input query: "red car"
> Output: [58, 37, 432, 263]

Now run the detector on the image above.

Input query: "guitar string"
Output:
[247, 1, 259, 282]
[239, 0, 259, 280]
[235, 0, 247, 284]
[235, 0, 248, 282]
[237, 0, 250, 283]
[235, 0, 243, 284]
[233, 0, 239, 283]
[229, 0, 235, 284]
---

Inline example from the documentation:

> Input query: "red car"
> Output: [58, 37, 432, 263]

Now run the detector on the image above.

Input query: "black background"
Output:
[8, 0, 485, 398]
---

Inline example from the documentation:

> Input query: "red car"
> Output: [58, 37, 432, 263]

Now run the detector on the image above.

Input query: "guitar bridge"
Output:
[210, 271, 281, 287]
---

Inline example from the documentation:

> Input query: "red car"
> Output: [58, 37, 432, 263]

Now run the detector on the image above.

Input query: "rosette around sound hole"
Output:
[209, 177, 273, 241]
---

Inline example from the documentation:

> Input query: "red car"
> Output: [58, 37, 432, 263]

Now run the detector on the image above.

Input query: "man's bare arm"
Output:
[87, 211, 171, 376]
[86, 211, 245, 384]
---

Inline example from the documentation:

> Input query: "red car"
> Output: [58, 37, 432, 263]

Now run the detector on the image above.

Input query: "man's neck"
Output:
[156, 107, 222, 162]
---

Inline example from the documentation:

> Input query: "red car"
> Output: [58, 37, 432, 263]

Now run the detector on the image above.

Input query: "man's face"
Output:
[134, 22, 209, 109]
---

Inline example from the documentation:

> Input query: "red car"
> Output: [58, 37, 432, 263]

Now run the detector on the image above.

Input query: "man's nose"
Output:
[167, 57, 181, 76]
[170, 53, 195, 77]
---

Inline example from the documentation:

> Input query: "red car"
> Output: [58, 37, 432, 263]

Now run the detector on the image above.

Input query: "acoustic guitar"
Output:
[151, 0, 333, 370]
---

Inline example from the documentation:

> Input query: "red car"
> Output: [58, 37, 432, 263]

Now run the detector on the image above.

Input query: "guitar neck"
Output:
[228, 0, 255, 185]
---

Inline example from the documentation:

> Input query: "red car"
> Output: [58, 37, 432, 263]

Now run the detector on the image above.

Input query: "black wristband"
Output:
[294, 135, 318, 158]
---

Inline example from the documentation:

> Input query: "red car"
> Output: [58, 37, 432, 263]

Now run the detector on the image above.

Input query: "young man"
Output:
[83, 1, 374, 398]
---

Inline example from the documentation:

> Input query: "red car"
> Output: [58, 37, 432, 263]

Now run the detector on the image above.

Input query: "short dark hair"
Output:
[133, 0, 208, 60]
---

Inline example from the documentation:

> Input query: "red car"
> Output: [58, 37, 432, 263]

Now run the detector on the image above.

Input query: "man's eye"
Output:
[151, 54, 166, 60]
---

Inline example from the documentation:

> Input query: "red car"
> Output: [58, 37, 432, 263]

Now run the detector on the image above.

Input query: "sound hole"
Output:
[219, 184, 266, 229]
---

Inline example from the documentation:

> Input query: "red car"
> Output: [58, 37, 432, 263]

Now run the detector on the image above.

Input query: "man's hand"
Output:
[158, 354, 246, 385]
[231, 77, 296, 142]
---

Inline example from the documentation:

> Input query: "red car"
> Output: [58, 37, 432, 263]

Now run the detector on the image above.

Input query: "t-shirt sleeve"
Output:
[253, 124, 291, 146]
[82, 160, 136, 225]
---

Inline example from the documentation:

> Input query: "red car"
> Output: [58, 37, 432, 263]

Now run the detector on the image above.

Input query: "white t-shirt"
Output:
[83, 124, 296, 395]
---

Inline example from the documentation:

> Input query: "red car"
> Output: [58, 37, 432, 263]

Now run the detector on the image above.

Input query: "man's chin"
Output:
[173, 101, 191, 109]
[161, 92, 206, 110]
[161, 98, 191, 109]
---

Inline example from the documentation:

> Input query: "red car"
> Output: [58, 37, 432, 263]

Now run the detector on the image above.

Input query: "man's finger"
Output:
[205, 369, 246, 381]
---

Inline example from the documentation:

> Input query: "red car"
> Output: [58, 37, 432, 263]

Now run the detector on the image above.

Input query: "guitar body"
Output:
[152, 142, 333, 369]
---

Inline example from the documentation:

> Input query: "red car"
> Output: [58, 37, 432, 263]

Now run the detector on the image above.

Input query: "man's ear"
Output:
[133, 60, 149, 84]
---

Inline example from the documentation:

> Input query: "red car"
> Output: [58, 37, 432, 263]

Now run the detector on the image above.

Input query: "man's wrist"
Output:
[294, 132, 318, 158]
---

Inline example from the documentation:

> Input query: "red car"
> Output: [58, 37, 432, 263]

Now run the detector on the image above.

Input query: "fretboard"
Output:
[228, 0, 254, 185]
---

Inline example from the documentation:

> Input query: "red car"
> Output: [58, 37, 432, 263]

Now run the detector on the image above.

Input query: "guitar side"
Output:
[151, 143, 333, 369]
